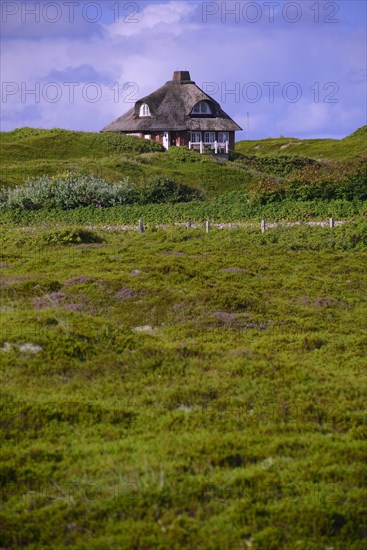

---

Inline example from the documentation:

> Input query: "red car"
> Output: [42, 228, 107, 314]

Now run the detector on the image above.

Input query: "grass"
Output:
[2, 126, 366, 198]
[0, 196, 364, 227]
[1, 224, 366, 549]
[235, 126, 367, 160]
[0, 126, 366, 547]
[0, 129, 254, 197]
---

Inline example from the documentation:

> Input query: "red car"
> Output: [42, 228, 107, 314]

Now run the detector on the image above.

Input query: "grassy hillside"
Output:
[1, 126, 366, 195]
[0, 127, 166, 157]
[235, 126, 367, 160]
[1, 128, 366, 548]
[0, 128, 254, 197]
[0, 127, 365, 224]
[1, 224, 366, 549]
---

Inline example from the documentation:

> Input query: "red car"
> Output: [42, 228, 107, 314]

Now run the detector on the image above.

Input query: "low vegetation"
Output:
[0, 126, 366, 228]
[248, 158, 367, 204]
[0, 195, 364, 227]
[0, 175, 202, 211]
[0, 126, 366, 548]
[0, 128, 251, 196]
[235, 126, 367, 160]
[1, 224, 366, 549]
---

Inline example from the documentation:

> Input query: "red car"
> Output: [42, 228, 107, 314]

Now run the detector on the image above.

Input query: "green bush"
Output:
[237, 154, 316, 176]
[250, 157, 367, 204]
[0, 174, 203, 211]
[287, 158, 367, 201]
[166, 146, 202, 162]
[337, 219, 367, 248]
[137, 176, 203, 204]
[97, 132, 165, 154]
[0, 127, 165, 154]
[39, 226, 104, 245]
[0, 175, 133, 210]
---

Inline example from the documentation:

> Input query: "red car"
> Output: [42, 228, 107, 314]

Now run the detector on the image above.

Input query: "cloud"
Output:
[281, 102, 331, 134]
[1, 104, 42, 124]
[107, 1, 198, 37]
[344, 69, 367, 85]
[1, 2, 105, 41]
[0, 0, 365, 138]
[45, 64, 112, 84]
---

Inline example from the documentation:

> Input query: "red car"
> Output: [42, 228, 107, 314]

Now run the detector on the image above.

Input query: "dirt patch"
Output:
[133, 325, 156, 334]
[313, 296, 338, 307]
[220, 268, 246, 274]
[245, 322, 266, 330]
[116, 286, 135, 300]
[0, 342, 42, 354]
[315, 296, 351, 310]
[34, 291, 92, 313]
[163, 251, 186, 257]
[0, 276, 34, 288]
[210, 311, 267, 331]
[63, 303, 84, 312]
[172, 302, 186, 312]
[211, 311, 238, 323]
[34, 292, 66, 309]
[64, 276, 92, 286]
[76, 244, 104, 249]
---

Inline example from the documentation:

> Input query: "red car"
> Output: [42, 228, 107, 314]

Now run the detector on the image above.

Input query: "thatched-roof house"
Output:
[101, 71, 242, 153]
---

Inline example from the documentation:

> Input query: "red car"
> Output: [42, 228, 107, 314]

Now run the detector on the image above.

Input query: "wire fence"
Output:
[83, 217, 348, 233]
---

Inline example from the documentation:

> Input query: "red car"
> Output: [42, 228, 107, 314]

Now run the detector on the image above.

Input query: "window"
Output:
[218, 132, 229, 143]
[139, 103, 151, 117]
[191, 101, 212, 115]
[204, 132, 215, 143]
[190, 132, 202, 143]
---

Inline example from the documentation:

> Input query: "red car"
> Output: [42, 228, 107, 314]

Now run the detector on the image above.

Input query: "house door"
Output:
[170, 132, 176, 147]
[163, 132, 170, 149]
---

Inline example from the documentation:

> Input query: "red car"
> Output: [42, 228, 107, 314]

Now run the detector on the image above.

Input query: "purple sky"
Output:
[1, 0, 366, 140]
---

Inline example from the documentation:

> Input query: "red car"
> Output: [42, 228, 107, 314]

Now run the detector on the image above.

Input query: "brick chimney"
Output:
[172, 71, 192, 82]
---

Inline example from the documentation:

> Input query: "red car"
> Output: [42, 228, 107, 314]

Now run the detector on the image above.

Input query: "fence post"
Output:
[200, 141, 203, 154]
[261, 220, 266, 233]
[214, 141, 218, 154]
[138, 219, 144, 233]
[206, 220, 210, 233]
[329, 217, 334, 229]
[188, 141, 192, 150]
[186, 221, 192, 229]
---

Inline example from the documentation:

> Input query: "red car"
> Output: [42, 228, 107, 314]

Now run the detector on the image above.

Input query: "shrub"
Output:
[40, 227, 104, 245]
[287, 158, 367, 201]
[51, 175, 137, 209]
[1, 175, 125, 210]
[237, 154, 316, 176]
[0, 174, 203, 211]
[166, 146, 201, 162]
[97, 132, 165, 154]
[250, 157, 367, 204]
[337, 219, 367, 249]
[137, 176, 203, 204]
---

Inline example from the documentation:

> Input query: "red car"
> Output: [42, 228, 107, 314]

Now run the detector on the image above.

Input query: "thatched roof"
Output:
[101, 71, 242, 133]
